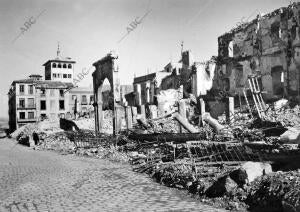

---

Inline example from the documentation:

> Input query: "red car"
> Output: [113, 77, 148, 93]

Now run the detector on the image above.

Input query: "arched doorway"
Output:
[92, 53, 121, 135]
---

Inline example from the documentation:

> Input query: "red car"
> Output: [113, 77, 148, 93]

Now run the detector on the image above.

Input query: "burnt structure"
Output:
[214, 2, 300, 101]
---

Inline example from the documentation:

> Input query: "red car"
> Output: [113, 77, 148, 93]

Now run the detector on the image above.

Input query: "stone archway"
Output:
[92, 52, 121, 135]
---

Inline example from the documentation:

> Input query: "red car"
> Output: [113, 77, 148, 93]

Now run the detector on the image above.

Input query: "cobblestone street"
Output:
[0, 138, 225, 212]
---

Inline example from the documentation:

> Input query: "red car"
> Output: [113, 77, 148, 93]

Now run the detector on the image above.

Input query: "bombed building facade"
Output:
[131, 50, 216, 110]
[213, 2, 300, 101]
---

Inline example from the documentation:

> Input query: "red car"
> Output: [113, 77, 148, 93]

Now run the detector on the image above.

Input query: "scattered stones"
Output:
[245, 171, 300, 212]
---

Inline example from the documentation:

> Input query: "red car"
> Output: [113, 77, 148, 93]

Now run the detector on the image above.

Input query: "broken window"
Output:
[271, 22, 280, 39]
[271, 66, 284, 95]
[235, 64, 244, 87]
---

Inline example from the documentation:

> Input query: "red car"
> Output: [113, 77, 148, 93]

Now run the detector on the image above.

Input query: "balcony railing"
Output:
[17, 104, 36, 109]
[17, 117, 37, 122]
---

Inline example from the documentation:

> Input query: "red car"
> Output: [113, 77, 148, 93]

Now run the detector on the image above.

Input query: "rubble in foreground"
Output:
[10, 99, 300, 212]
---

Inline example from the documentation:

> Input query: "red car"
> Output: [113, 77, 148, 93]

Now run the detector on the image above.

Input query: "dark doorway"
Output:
[271, 66, 284, 96]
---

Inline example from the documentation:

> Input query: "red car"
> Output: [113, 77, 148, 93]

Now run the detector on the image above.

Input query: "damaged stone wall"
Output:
[214, 2, 300, 100]
[132, 50, 216, 108]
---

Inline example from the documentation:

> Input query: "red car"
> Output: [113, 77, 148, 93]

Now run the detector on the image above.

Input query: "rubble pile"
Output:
[149, 117, 186, 133]
[11, 119, 63, 145]
[125, 99, 300, 211]
[74, 110, 115, 133]
[74, 118, 95, 130]
[11, 96, 300, 211]
[265, 105, 300, 127]
[36, 132, 76, 153]
[76, 145, 129, 162]
[245, 170, 300, 212]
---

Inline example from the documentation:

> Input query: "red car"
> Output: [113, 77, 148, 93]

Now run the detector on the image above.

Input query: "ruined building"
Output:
[131, 50, 216, 108]
[214, 2, 300, 101]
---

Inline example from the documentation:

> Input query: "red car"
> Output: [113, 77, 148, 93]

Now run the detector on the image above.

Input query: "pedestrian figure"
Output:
[32, 131, 39, 145]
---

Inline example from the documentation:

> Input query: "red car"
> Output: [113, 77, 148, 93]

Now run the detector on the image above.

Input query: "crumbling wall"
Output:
[215, 2, 300, 100]
[193, 62, 216, 96]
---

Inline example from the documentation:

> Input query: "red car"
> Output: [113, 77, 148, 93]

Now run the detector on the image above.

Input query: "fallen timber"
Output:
[127, 132, 207, 143]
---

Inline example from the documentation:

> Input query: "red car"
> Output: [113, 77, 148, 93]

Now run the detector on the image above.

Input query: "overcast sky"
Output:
[0, 0, 291, 118]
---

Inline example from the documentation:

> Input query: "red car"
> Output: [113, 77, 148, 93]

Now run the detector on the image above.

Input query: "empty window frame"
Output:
[59, 100, 65, 110]
[40, 100, 46, 110]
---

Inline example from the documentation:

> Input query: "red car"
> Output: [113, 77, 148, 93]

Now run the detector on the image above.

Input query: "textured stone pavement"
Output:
[0, 138, 225, 212]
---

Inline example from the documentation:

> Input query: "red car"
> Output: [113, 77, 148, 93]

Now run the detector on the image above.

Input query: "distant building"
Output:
[8, 46, 133, 131]
[8, 75, 73, 131]
[8, 46, 82, 131]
